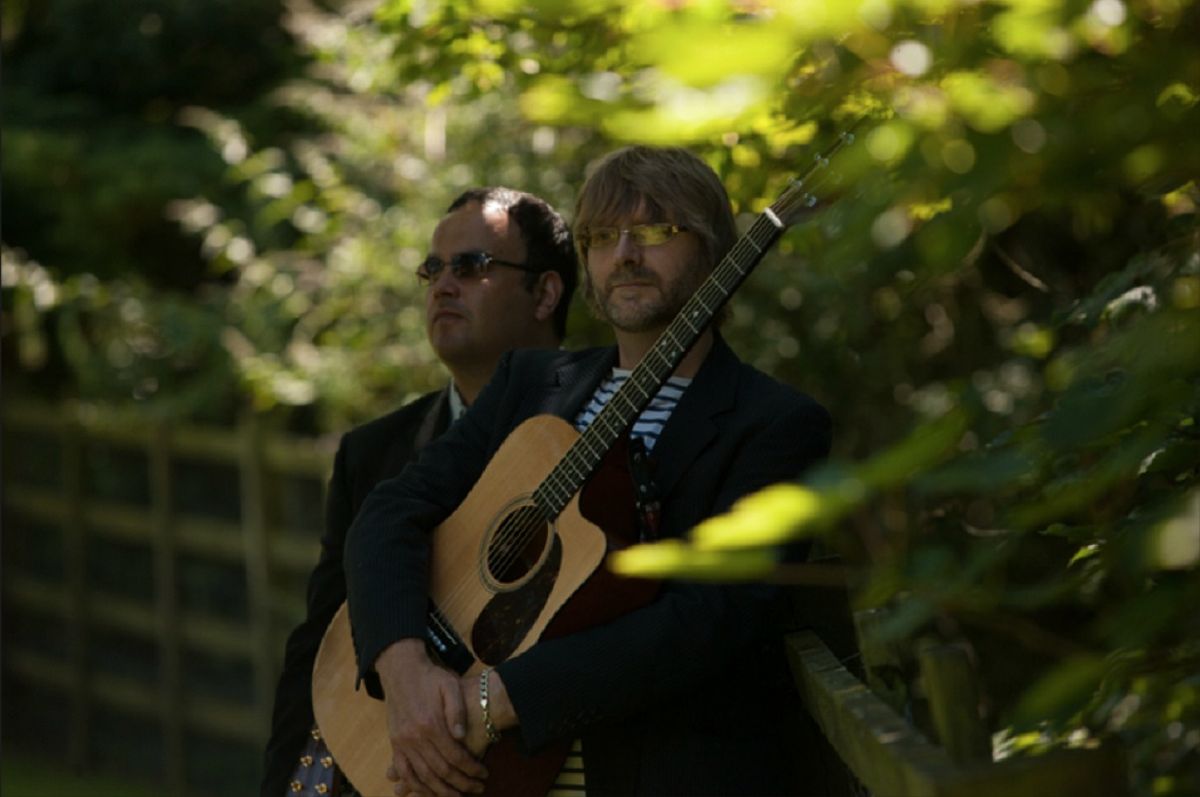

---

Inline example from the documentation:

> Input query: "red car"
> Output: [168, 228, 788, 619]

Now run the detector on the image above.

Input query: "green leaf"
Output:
[628, 21, 795, 88]
[1011, 656, 1108, 728]
[916, 448, 1038, 494]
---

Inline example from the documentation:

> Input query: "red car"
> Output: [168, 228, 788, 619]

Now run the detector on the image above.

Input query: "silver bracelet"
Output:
[479, 667, 502, 743]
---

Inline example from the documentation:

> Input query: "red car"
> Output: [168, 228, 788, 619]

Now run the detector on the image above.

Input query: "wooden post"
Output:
[239, 410, 276, 745]
[62, 406, 90, 771]
[787, 630, 952, 796]
[917, 638, 992, 764]
[854, 607, 910, 715]
[787, 631, 1129, 797]
[150, 421, 186, 795]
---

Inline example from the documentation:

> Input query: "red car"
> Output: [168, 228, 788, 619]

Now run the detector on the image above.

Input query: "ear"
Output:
[533, 271, 564, 322]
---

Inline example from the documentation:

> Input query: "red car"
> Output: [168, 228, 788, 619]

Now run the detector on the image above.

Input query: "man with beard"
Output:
[344, 146, 833, 796]
[262, 186, 576, 797]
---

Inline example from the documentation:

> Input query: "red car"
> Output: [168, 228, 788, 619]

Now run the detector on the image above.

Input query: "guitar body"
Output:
[312, 415, 617, 797]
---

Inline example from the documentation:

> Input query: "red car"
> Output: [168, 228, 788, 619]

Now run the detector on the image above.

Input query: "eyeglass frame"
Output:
[416, 250, 543, 284]
[579, 222, 689, 251]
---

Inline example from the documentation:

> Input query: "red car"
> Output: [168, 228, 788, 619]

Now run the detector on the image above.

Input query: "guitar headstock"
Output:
[769, 128, 858, 227]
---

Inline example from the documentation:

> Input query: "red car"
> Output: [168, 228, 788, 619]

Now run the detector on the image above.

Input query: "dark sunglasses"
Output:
[416, 251, 540, 284]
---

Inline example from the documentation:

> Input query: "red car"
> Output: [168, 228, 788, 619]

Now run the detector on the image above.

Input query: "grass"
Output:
[0, 753, 164, 797]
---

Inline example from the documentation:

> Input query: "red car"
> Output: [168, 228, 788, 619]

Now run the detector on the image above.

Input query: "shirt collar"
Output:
[447, 381, 467, 422]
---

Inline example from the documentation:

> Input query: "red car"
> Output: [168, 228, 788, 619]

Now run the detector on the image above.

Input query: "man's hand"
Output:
[376, 639, 487, 796]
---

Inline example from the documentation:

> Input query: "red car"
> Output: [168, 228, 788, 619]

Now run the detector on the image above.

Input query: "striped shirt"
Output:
[547, 738, 586, 797]
[572, 369, 692, 451]
[550, 368, 690, 795]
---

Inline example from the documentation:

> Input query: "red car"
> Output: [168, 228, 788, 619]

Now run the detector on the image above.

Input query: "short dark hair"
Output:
[447, 187, 577, 339]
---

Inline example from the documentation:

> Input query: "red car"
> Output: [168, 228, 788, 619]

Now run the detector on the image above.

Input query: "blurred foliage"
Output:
[2, 0, 306, 421]
[2, 0, 1199, 793]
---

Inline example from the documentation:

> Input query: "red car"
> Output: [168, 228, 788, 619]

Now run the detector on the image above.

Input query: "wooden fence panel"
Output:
[238, 409, 278, 746]
[62, 414, 89, 772]
[1, 401, 335, 796]
[150, 421, 185, 794]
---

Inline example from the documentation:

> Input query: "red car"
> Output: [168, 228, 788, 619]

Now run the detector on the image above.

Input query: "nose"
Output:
[429, 265, 460, 297]
[612, 229, 642, 264]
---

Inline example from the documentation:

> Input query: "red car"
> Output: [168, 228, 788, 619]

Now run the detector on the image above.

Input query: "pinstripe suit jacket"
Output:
[261, 388, 450, 797]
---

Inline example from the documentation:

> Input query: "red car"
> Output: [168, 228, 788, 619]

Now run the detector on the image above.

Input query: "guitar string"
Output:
[471, 135, 852, 593]
[440, 131, 855, 619]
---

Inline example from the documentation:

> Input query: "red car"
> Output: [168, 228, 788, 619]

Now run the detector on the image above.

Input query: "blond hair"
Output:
[573, 146, 737, 273]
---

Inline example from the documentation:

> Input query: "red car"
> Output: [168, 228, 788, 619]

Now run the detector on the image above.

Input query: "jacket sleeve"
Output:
[344, 354, 517, 681]
[260, 437, 354, 796]
[496, 399, 832, 750]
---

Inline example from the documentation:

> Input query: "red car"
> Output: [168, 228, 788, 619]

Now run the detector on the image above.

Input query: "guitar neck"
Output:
[532, 212, 786, 517]
[532, 129, 855, 518]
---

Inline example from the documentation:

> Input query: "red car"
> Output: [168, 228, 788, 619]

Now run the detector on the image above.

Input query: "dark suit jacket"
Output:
[346, 336, 834, 796]
[260, 389, 450, 797]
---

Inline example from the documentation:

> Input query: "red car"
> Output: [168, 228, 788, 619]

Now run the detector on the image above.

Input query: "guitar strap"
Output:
[627, 436, 661, 541]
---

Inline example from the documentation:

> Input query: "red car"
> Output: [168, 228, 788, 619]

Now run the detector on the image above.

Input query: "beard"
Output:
[588, 263, 707, 333]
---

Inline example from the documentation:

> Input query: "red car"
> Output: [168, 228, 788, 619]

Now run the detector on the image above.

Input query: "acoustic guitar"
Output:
[310, 130, 856, 797]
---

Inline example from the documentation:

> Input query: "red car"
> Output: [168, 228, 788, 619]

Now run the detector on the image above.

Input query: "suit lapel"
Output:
[650, 336, 740, 500]
[414, 386, 452, 451]
[378, 388, 449, 482]
[537, 347, 618, 420]
[526, 341, 738, 500]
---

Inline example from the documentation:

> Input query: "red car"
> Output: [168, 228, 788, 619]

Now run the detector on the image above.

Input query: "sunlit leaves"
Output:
[690, 484, 828, 550]
[992, 2, 1077, 59]
[627, 20, 796, 88]
[608, 539, 778, 581]
[774, 0, 887, 40]
[601, 76, 774, 143]
[1157, 82, 1199, 114]
[616, 407, 968, 578]
[941, 69, 1037, 133]
[1149, 490, 1200, 570]
[866, 120, 915, 163]
[1007, 322, 1055, 358]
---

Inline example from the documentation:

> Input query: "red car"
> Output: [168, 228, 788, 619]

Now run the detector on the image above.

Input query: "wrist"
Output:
[479, 668, 503, 742]
[376, 638, 427, 680]
[482, 668, 517, 729]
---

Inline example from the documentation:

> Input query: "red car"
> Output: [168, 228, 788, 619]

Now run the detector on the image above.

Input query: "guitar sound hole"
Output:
[486, 505, 549, 585]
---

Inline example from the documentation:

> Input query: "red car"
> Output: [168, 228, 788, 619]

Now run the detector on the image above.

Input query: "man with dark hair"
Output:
[344, 146, 832, 797]
[261, 186, 576, 797]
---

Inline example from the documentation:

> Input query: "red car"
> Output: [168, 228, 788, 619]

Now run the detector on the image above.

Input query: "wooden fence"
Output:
[785, 603, 1129, 796]
[3, 400, 1130, 797]
[2, 400, 336, 795]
